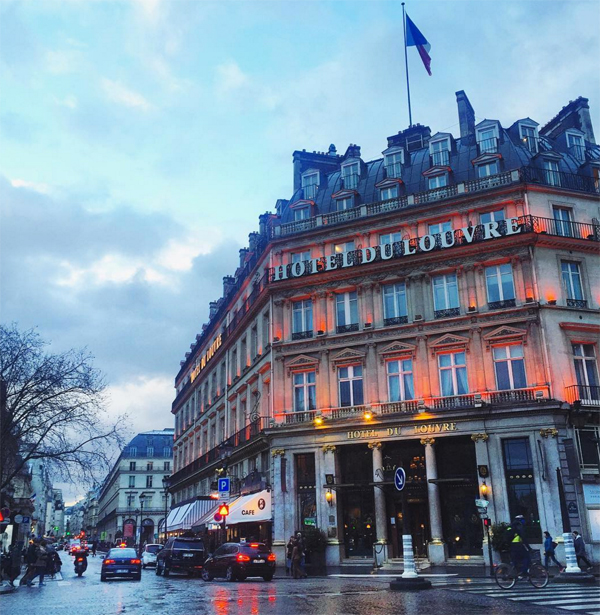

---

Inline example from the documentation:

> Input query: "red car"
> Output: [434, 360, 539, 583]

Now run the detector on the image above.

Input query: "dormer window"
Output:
[293, 206, 311, 221]
[477, 160, 499, 178]
[566, 131, 586, 162]
[542, 159, 561, 187]
[429, 138, 450, 166]
[519, 124, 538, 153]
[301, 171, 320, 200]
[341, 162, 360, 190]
[380, 185, 399, 200]
[384, 150, 403, 179]
[428, 173, 448, 190]
[477, 126, 499, 154]
[336, 197, 353, 211]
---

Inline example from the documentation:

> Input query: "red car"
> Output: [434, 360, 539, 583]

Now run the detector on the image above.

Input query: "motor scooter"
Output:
[74, 550, 88, 577]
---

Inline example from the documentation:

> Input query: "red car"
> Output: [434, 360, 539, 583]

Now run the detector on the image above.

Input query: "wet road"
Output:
[0, 552, 575, 615]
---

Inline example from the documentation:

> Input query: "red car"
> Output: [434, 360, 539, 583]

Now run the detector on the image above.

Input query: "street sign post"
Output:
[14, 514, 23, 524]
[218, 477, 230, 500]
[394, 467, 406, 492]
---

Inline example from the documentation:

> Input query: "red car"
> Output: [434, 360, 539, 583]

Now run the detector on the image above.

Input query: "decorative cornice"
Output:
[367, 442, 382, 450]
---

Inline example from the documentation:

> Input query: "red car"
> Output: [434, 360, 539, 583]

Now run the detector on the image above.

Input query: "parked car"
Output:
[202, 542, 275, 582]
[101, 547, 142, 581]
[141, 543, 163, 568]
[156, 537, 205, 576]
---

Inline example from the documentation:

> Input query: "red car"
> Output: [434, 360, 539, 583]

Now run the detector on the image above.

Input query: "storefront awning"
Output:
[166, 502, 193, 532]
[226, 490, 272, 525]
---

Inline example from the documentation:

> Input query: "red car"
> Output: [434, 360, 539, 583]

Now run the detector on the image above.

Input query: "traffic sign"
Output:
[218, 477, 230, 494]
[214, 513, 222, 522]
[14, 514, 23, 524]
[394, 467, 406, 492]
[218, 504, 229, 517]
[475, 499, 489, 508]
[21, 516, 30, 524]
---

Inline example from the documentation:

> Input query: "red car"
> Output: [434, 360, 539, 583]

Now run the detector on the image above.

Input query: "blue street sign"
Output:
[394, 467, 406, 492]
[218, 478, 230, 493]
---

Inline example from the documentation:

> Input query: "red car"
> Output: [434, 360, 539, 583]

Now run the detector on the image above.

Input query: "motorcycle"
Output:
[74, 550, 88, 577]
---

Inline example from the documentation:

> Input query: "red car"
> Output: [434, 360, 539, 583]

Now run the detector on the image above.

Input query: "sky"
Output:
[1, 0, 599, 503]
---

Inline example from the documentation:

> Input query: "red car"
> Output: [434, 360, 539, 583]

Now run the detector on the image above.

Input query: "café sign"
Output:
[272, 218, 525, 282]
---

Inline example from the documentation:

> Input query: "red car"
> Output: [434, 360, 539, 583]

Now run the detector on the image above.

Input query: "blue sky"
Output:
[1, 0, 599, 501]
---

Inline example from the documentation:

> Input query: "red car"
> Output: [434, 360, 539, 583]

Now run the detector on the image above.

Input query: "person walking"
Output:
[285, 536, 294, 576]
[20, 540, 39, 586]
[543, 531, 564, 572]
[91, 540, 97, 557]
[291, 539, 302, 579]
[27, 540, 48, 587]
[573, 531, 593, 570]
[295, 531, 307, 578]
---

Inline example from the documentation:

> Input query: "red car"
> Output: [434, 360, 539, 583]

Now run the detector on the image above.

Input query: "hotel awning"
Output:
[226, 490, 272, 525]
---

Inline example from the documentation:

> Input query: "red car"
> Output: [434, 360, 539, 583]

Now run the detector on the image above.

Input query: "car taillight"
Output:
[236, 554, 251, 562]
[250, 543, 260, 548]
[76, 558, 84, 562]
[130, 559, 141, 564]
[104, 559, 115, 565]
[267, 554, 276, 561]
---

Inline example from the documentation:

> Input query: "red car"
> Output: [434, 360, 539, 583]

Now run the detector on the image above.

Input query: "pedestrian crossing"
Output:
[440, 577, 600, 614]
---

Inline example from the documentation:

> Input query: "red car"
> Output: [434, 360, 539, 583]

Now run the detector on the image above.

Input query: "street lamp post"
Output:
[138, 494, 146, 556]
[162, 476, 170, 545]
[134, 508, 140, 549]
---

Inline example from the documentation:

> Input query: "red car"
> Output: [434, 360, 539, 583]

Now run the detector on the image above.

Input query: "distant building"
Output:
[96, 429, 173, 545]
[28, 460, 55, 538]
[168, 91, 600, 567]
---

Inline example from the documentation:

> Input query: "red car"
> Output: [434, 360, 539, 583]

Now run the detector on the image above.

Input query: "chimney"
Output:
[540, 97, 596, 145]
[456, 90, 475, 140]
[209, 301, 219, 319]
[239, 248, 249, 268]
[344, 144, 361, 159]
[223, 275, 235, 297]
[248, 232, 259, 252]
[328, 143, 337, 157]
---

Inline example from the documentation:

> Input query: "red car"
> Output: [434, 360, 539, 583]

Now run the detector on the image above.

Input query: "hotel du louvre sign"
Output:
[271, 217, 528, 282]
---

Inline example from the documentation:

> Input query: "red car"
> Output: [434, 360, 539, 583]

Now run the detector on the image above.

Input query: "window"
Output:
[387, 359, 414, 401]
[334, 241, 355, 254]
[380, 185, 398, 200]
[566, 132, 585, 162]
[493, 345, 527, 390]
[144, 496, 153, 508]
[129, 446, 137, 457]
[145, 475, 153, 488]
[302, 172, 319, 200]
[576, 427, 600, 471]
[295, 454, 316, 529]
[293, 371, 316, 412]
[147, 462, 153, 471]
[293, 206, 311, 221]
[336, 197, 352, 211]
[163, 447, 171, 458]
[432, 273, 459, 317]
[543, 159, 560, 186]
[292, 299, 313, 338]
[383, 282, 408, 325]
[129, 462, 136, 471]
[430, 138, 450, 166]
[553, 206, 573, 237]
[477, 127, 498, 153]
[479, 209, 505, 224]
[380, 231, 402, 245]
[147, 446, 154, 457]
[338, 365, 364, 407]
[251, 325, 258, 358]
[477, 160, 499, 178]
[520, 124, 538, 153]
[573, 344, 599, 400]
[502, 438, 541, 543]
[428, 174, 448, 190]
[164, 461, 171, 471]
[561, 261, 585, 305]
[342, 162, 360, 189]
[336, 291, 359, 332]
[428, 221, 452, 235]
[485, 264, 516, 307]
[128, 476, 136, 488]
[385, 151, 403, 178]
[438, 352, 468, 396]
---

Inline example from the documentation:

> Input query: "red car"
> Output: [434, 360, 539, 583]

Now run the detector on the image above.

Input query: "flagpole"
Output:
[402, 2, 413, 127]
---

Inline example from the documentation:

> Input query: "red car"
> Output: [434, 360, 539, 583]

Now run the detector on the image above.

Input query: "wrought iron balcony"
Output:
[488, 299, 516, 310]
[336, 323, 359, 334]
[431, 150, 450, 166]
[565, 385, 600, 406]
[292, 330, 313, 341]
[566, 298, 588, 309]
[384, 316, 409, 326]
[521, 165, 599, 193]
[434, 307, 460, 319]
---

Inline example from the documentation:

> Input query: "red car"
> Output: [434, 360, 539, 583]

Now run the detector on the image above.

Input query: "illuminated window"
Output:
[519, 124, 538, 153]
[336, 291, 359, 331]
[338, 365, 364, 407]
[383, 282, 408, 324]
[293, 371, 316, 412]
[438, 352, 468, 396]
[480, 209, 505, 224]
[561, 261, 584, 301]
[380, 185, 398, 200]
[477, 160, 499, 178]
[493, 345, 526, 390]
[485, 264, 515, 304]
[292, 299, 313, 336]
[334, 241, 355, 254]
[553, 206, 573, 237]
[387, 359, 414, 401]
[293, 206, 311, 221]
[428, 174, 448, 190]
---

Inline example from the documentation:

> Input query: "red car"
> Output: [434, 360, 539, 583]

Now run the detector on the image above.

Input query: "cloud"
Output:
[45, 49, 82, 74]
[54, 95, 78, 109]
[10, 178, 52, 194]
[101, 78, 152, 111]
[215, 61, 250, 96]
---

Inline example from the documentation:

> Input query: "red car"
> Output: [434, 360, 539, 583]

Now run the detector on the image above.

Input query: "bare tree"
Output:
[0, 323, 127, 491]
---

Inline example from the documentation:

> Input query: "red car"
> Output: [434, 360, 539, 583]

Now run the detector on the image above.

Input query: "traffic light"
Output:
[218, 504, 229, 517]
[483, 518, 491, 527]
[66, 531, 71, 536]
[0, 508, 10, 522]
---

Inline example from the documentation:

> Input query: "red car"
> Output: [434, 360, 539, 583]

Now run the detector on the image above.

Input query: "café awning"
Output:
[226, 490, 272, 525]
[165, 502, 193, 532]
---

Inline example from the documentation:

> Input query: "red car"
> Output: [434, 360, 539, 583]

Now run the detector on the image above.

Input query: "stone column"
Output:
[421, 437, 446, 564]
[472, 433, 494, 566]
[271, 449, 287, 566]
[320, 445, 343, 567]
[326, 292, 336, 335]
[319, 350, 331, 410]
[471, 327, 486, 392]
[373, 283, 383, 328]
[366, 342, 379, 405]
[369, 442, 389, 563]
[416, 335, 431, 399]
[410, 275, 425, 319]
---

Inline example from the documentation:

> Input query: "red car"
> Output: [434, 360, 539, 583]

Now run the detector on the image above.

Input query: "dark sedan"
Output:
[201, 542, 275, 582]
[101, 548, 142, 581]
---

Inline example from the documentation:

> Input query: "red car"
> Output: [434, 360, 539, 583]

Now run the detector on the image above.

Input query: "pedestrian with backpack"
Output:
[543, 531, 564, 572]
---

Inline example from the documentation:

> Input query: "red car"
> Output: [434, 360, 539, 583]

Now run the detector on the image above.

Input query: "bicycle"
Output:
[494, 559, 549, 589]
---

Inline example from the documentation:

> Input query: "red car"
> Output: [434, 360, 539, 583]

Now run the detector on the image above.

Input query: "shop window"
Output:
[438, 351, 468, 397]
[338, 365, 364, 407]
[493, 345, 527, 390]
[293, 371, 316, 413]
[485, 263, 516, 308]
[383, 282, 408, 325]
[502, 438, 542, 543]
[573, 344, 600, 401]
[387, 359, 414, 401]
[295, 454, 317, 530]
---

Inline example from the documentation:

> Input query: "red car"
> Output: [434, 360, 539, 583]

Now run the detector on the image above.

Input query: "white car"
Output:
[141, 544, 163, 568]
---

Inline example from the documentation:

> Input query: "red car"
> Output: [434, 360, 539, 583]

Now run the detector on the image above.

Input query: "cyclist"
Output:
[508, 515, 531, 578]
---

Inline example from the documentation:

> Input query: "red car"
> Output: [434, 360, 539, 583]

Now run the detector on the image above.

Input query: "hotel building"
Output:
[168, 92, 600, 567]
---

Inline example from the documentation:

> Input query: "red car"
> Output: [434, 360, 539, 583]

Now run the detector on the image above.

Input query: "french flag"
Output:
[406, 14, 432, 76]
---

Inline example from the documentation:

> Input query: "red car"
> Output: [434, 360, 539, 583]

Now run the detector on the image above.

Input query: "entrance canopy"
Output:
[227, 490, 272, 525]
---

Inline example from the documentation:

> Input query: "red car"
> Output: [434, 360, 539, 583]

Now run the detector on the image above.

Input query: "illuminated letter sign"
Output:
[190, 333, 223, 382]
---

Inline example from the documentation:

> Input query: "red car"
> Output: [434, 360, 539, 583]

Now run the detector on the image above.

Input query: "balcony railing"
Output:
[434, 307, 460, 319]
[336, 323, 359, 334]
[292, 330, 313, 341]
[565, 385, 600, 406]
[330, 404, 367, 419]
[374, 401, 419, 415]
[566, 298, 588, 309]
[521, 165, 599, 193]
[464, 171, 514, 192]
[342, 174, 360, 190]
[323, 208, 361, 225]
[478, 137, 498, 154]
[384, 316, 409, 326]
[488, 299, 516, 310]
[431, 150, 450, 166]
[414, 184, 457, 204]
[530, 214, 600, 240]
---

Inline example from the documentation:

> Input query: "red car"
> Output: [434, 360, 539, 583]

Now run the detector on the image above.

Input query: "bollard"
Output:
[401, 534, 418, 578]
[562, 532, 581, 574]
